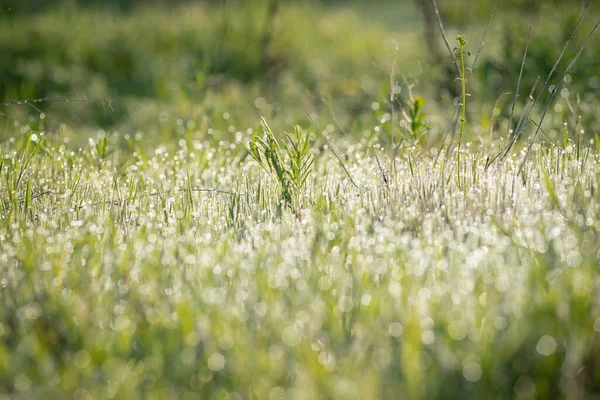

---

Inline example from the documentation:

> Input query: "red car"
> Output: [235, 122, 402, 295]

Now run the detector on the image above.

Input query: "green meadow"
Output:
[1, 0, 600, 398]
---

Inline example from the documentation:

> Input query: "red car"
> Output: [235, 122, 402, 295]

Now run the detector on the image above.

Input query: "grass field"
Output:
[1, 0, 600, 399]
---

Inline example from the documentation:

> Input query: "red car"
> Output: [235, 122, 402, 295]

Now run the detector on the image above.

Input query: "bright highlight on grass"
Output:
[1, 0, 600, 398]
[1, 121, 599, 398]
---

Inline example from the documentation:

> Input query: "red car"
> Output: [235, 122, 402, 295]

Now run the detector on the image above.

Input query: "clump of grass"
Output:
[402, 95, 429, 142]
[248, 117, 314, 215]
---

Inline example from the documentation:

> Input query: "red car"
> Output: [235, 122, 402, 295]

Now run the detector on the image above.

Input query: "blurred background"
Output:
[1, 0, 598, 145]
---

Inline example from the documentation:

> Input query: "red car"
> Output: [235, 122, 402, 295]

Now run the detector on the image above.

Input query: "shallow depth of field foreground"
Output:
[2, 128, 600, 399]
[1, 0, 600, 399]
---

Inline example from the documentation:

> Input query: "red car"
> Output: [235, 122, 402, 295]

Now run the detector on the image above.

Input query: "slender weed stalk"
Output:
[486, 0, 594, 169]
[506, 26, 533, 142]
[455, 34, 468, 187]
[428, 1, 492, 173]
[389, 42, 399, 150]
[303, 107, 358, 189]
[430, 0, 460, 76]
[518, 19, 600, 178]
[488, 92, 511, 143]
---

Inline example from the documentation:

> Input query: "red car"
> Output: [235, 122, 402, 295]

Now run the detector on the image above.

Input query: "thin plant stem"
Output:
[303, 107, 359, 189]
[494, 0, 592, 164]
[456, 35, 467, 188]
[518, 19, 600, 178]
[506, 26, 533, 142]
[430, 0, 461, 76]
[468, 8, 495, 77]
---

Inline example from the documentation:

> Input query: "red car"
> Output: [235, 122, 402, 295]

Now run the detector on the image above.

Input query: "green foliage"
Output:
[437, 0, 593, 26]
[1, 125, 600, 398]
[473, 7, 600, 125]
[284, 124, 315, 196]
[0, 3, 398, 140]
[2, 1, 597, 144]
[248, 118, 314, 213]
[403, 95, 429, 141]
[1, 2, 600, 397]
[94, 135, 110, 159]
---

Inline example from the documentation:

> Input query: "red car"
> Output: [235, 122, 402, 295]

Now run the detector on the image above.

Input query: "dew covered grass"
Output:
[2, 1, 600, 398]
[1, 121, 599, 399]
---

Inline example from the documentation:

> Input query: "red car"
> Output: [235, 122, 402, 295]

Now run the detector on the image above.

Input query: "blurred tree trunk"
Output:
[260, 0, 285, 73]
[415, 0, 459, 99]
[260, 0, 279, 56]
[415, 0, 443, 61]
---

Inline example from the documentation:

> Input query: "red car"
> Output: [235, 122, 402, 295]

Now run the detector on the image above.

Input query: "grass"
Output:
[247, 118, 314, 215]
[1, 112, 599, 398]
[1, 1, 600, 399]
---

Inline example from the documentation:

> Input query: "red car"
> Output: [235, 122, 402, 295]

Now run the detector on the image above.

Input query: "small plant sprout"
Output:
[248, 117, 314, 215]
[284, 125, 315, 209]
[402, 95, 429, 142]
